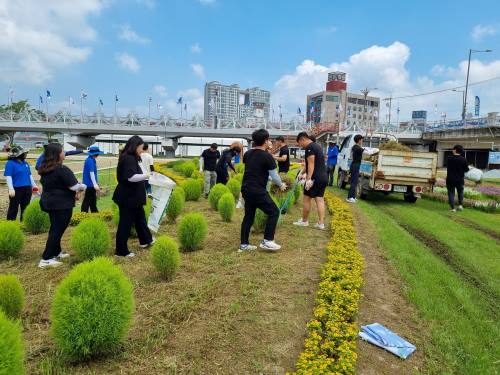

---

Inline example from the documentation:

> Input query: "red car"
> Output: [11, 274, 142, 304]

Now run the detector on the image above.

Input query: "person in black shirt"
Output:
[446, 144, 469, 211]
[215, 143, 241, 184]
[273, 136, 290, 173]
[113, 136, 154, 258]
[199, 143, 220, 197]
[38, 143, 86, 268]
[240, 129, 286, 252]
[347, 134, 364, 203]
[293, 132, 328, 230]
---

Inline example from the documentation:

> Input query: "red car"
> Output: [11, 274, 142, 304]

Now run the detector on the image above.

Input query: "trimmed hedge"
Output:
[151, 236, 181, 280]
[23, 199, 50, 234]
[218, 193, 235, 222]
[0, 311, 24, 375]
[71, 218, 111, 260]
[0, 275, 24, 320]
[208, 183, 231, 210]
[181, 178, 202, 201]
[51, 257, 134, 360]
[0, 221, 24, 259]
[177, 213, 207, 251]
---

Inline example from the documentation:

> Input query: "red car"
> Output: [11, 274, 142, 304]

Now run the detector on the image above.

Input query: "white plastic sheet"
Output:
[465, 166, 483, 182]
[147, 172, 176, 232]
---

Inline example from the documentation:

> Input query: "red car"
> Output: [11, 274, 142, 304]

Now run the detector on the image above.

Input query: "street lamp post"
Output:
[462, 49, 492, 120]
[452, 89, 465, 121]
[360, 87, 377, 135]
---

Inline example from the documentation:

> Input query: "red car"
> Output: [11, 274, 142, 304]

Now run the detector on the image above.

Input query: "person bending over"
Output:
[240, 129, 286, 252]
[293, 132, 328, 230]
[446, 144, 469, 212]
[215, 143, 241, 184]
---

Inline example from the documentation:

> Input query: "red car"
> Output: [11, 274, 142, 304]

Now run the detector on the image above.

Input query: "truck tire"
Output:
[337, 170, 347, 189]
[404, 194, 418, 203]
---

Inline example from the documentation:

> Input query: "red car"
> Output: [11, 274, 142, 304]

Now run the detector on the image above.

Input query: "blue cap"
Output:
[87, 146, 104, 156]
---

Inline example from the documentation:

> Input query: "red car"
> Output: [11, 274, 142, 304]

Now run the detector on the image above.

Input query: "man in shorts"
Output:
[293, 132, 328, 230]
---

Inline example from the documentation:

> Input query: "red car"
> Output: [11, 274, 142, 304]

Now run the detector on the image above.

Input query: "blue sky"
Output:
[2, 0, 500, 121]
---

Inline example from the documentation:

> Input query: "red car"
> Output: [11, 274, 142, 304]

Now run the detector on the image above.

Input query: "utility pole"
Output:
[387, 95, 392, 127]
[463, 48, 492, 120]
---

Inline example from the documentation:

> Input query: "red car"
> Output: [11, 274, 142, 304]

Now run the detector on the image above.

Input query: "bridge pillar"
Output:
[66, 135, 95, 149]
[161, 138, 178, 158]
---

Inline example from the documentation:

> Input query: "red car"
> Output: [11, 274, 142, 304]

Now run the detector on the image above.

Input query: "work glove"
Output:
[8, 189, 15, 198]
[305, 179, 314, 191]
[280, 183, 287, 191]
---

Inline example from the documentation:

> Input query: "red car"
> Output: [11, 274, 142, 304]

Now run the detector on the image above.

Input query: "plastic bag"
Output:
[465, 167, 483, 182]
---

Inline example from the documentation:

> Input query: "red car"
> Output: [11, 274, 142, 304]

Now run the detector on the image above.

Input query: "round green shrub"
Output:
[180, 161, 196, 178]
[0, 275, 24, 320]
[51, 257, 134, 360]
[177, 213, 208, 252]
[151, 236, 181, 280]
[22, 199, 50, 234]
[71, 218, 111, 260]
[181, 178, 202, 201]
[226, 179, 241, 200]
[166, 188, 185, 222]
[190, 170, 202, 180]
[0, 311, 24, 375]
[232, 173, 243, 184]
[208, 183, 231, 210]
[235, 163, 245, 174]
[0, 221, 24, 259]
[218, 193, 235, 222]
[252, 198, 282, 233]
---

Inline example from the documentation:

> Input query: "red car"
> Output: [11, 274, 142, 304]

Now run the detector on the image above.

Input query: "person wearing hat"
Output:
[4, 145, 39, 221]
[81, 145, 104, 213]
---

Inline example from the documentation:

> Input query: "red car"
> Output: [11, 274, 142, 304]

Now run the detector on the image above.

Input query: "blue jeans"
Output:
[348, 164, 360, 199]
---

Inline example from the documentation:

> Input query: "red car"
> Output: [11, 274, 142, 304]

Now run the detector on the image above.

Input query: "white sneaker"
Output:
[314, 223, 325, 230]
[38, 258, 63, 268]
[450, 208, 457, 212]
[293, 219, 309, 227]
[457, 205, 464, 211]
[57, 253, 70, 259]
[260, 240, 281, 251]
[236, 199, 244, 209]
[115, 252, 136, 258]
[238, 244, 257, 252]
[139, 237, 156, 248]
[346, 198, 356, 203]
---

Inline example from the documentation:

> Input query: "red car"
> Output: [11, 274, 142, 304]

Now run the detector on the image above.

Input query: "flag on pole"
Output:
[46, 90, 51, 99]
[115, 94, 119, 102]
[297, 107, 301, 115]
[39, 95, 43, 104]
[69, 97, 74, 105]
[99, 98, 103, 106]
[434, 104, 438, 115]
[81, 90, 87, 99]
[177, 97, 183, 104]
[157, 103, 163, 110]
[184, 103, 187, 111]
[148, 96, 152, 103]
[397, 106, 400, 114]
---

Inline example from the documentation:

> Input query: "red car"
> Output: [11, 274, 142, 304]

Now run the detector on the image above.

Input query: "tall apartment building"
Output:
[306, 71, 380, 131]
[204, 81, 270, 126]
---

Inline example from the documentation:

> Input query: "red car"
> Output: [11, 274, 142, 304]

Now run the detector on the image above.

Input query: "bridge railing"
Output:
[422, 115, 500, 133]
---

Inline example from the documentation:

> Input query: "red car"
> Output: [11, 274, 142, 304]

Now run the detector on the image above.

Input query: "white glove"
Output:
[280, 183, 287, 191]
[199, 168, 203, 173]
[305, 179, 314, 190]
[8, 189, 15, 198]
[94, 184, 101, 192]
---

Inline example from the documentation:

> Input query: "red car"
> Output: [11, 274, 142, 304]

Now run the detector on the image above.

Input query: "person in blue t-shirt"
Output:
[325, 142, 339, 186]
[35, 144, 83, 171]
[4, 145, 39, 221]
[81, 146, 104, 213]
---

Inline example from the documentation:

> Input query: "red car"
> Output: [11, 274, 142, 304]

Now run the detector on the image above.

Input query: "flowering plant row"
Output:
[155, 163, 187, 185]
[292, 192, 364, 374]
[69, 211, 113, 226]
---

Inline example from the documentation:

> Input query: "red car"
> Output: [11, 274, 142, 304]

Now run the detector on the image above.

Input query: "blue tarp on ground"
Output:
[359, 323, 416, 359]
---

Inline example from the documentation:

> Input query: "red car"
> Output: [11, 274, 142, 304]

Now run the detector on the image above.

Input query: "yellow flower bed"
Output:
[155, 163, 186, 185]
[70, 210, 114, 226]
[291, 192, 364, 374]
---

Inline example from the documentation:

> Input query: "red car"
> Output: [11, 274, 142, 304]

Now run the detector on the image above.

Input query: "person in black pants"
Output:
[81, 146, 104, 213]
[347, 134, 364, 203]
[273, 136, 290, 173]
[446, 144, 469, 212]
[4, 145, 39, 221]
[239, 129, 286, 252]
[113, 136, 154, 258]
[38, 143, 86, 268]
[215, 143, 241, 184]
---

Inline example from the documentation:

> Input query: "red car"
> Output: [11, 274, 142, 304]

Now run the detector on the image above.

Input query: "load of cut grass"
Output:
[379, 140, 411, 152]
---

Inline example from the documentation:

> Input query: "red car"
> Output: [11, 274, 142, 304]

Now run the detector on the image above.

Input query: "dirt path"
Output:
[352, 206, 427, 375]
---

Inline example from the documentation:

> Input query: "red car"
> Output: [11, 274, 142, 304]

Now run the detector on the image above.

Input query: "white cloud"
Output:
[191, 63, 205, 79]
[153, 85, 167, 97]
[274, 41, 500, 122]
[471, 24, 498, 41]
[0, 0, 105, 85]
[136, 0, 156, 9]
[190, 43, 202, 53]
[198, 0, 216, 5]
[164, 88, 204, 117]
[115, 52, 140, 73]
[118, 24, 150, 44]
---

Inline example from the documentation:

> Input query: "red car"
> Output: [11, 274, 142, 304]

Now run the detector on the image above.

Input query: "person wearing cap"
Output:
[81, 145, 104, 213]
[4, 145, 39, 221]
[199, 143, 220, 197]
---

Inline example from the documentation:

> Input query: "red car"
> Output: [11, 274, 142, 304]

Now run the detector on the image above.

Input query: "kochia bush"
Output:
[71, 218, 111, 260]
[0, 221, 24, 259]
[51, 257, 134, 360]
[0, 275, 24, 320]
[166, 188, 185, 222]
[218, 193, 235, 222]
[226, 178, 241, 201]
[22, 199, 50, 234]
[0, 311, 24, 375]
[208, 183, 231, 210]
[180, 161, 196, 178]
[177, 213, 208, 251]
[181, 178, 202, 201]
[151, 236, 181, 280]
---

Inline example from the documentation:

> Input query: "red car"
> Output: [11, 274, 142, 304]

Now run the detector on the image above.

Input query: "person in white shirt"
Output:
[140, 143, 154, 195]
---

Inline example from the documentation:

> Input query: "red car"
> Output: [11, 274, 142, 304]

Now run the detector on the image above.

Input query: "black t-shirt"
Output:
[446, 155, 469, 183]
[113, 154, 146, 207]
[242, 149, 276, 195]
[201, 149, 220, 171]
[278, 145, 290, 173]
[351, 144, 364, 165]
[40, 165, 78, 211]
[216, 149, 238, 172]
[304, 142, 327, 183]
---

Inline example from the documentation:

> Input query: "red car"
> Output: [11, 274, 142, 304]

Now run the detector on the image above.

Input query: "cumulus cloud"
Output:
[471, 24, 498, 41]
[115, 52, 140, 73]
[190, 43, 202, 53]
[118, 24, 150, 44]
[0, 0, 105, 84]
[274, 41, 500, 122]
[191, 63, 205, 79]
[164, 88, 204, 117]
[153, 84, 167, 97]
[136, 0, 156, 9]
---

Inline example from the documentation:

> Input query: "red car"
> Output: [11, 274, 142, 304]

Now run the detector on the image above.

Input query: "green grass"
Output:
[355, 197, 500, 375]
